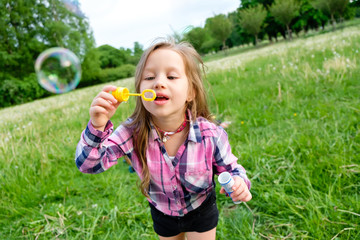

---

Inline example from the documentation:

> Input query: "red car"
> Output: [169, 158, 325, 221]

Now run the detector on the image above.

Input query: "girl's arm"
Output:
[75, 120, 124, 173]
[213, 127, 252, 202]
[75, 85, 128, 173]
[213, 127, 251, 190]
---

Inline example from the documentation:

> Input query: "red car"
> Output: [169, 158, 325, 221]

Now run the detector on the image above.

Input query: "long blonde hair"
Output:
[126, 39, 212, 197]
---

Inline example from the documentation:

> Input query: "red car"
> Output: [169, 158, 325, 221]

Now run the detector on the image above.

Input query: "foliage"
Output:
[205, 14, 232, 49]
[238, 4, 267, 45]
[184, 27, 211, 54]
[79, 48, 101, 87]
[132, 42, 144, 64]
[311, 0, 350, 29]
[270, 0, 301, 40]
[293, 0, 328, 34]
[0, 0, 95, 108]
[0, 0, 143, 108]
[226, 11, 250, 47]
[0, 74, 50, 108]
[97, 45, 127, 69]
[201, 39, 223, 54]
[0, 0, 94, 78]
[98, 64, 136, 83]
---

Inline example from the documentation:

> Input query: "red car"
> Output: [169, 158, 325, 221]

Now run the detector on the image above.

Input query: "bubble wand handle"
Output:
[112, 87, 156, 102]
[128, 93, 142, 97]
[218, 172, 241, 204]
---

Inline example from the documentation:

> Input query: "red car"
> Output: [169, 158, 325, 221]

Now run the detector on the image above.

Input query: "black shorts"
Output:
[149, 192, 219, 237]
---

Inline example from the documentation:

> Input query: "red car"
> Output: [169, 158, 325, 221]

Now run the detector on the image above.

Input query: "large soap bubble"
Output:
[35, 47, 81, 94]
[62, 0, 86, 18]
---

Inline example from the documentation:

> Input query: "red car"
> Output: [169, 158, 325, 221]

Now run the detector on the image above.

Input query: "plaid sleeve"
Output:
[75, 120, 124, 174]
[213, 126, 251, 190]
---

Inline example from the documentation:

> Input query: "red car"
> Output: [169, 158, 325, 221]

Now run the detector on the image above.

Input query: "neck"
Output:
[152, 113, 186, 132]
[153, 113, 188, 143]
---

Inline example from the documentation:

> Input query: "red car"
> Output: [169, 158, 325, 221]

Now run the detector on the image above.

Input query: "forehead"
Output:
[144, 48, 185, 71]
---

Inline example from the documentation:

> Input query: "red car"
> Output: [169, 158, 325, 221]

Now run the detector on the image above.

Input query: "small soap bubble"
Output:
[35, 47, 81, 94]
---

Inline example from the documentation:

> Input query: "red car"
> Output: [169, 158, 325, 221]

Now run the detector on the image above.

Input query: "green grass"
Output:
[1, 24, 359, 239]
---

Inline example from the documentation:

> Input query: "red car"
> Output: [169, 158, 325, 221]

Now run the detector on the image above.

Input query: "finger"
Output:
[90, 105, 109, 116]
[219, 187, 226, 194]
[231, 177, 241, 191]
[102, 85, 118, 93]
[243, 192, 252, 202]
[231, 177, 245, 193]
[230, 184, 245, 199]
[237, 191, 252, 202]
[91, 97, 116, 110]
[96, 91, 118, 104]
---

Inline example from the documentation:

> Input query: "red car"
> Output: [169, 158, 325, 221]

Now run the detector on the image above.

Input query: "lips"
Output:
[155, 93, 169, 101]
[153, 92, 169, 105]
[155, 96, 169, 100]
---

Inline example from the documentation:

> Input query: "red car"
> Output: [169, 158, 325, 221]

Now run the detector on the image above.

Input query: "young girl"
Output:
[75, 39, 252, 240]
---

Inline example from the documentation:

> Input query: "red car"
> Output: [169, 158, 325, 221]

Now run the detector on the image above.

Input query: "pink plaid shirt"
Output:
[75, 111, 251, 216]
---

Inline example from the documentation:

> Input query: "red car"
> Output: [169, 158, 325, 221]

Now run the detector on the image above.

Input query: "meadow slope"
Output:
[0, 25, 359, 239]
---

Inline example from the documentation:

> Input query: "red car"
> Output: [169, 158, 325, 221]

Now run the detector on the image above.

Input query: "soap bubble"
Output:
[62, 0, 86, 18]
[35, 47, 81, 94]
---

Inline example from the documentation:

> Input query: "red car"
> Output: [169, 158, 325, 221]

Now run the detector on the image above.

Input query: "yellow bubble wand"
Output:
[112, 87, 156, 102]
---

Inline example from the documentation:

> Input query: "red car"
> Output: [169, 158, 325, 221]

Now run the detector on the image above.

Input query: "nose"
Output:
[153, 75, 166, 89]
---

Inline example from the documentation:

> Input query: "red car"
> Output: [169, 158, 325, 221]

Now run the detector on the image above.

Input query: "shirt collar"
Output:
[149, 109, 202, 143]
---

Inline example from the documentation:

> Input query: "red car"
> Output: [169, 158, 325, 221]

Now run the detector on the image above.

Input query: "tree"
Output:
[90, 45, 122, 69]
[184, 27, 210, 54]
[270, 0, 300, 40]
[0, 0, 94, 77]
[205, 14, 232, 50]
[80, 48, 101, 87]
[130, 41, 144, 65]
[294, 0, 329, 33]
[311, 0, 350, 30]
[227, 11, 253, 47]
[0, 0, 95, 107]
[239, 0, 287, 42]
[238, 4, 267, 45]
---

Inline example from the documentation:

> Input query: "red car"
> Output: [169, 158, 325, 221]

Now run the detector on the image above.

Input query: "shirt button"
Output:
[170, 167, 174, 171]
[173, 185, 177, 190]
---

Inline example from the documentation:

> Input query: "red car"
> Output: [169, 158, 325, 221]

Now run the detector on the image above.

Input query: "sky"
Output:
[79, 0, 240, 50]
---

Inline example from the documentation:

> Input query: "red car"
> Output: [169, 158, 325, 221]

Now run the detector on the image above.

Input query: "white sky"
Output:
[79, 0, 240, 49]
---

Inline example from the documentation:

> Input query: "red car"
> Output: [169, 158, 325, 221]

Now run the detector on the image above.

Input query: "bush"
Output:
[0, 74, 50, 108]
[98, 64, 136, 83]
[201, 39, 222, 54]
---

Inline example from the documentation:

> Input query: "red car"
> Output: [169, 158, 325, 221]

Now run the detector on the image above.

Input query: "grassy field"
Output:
[0, 24, 359, 239]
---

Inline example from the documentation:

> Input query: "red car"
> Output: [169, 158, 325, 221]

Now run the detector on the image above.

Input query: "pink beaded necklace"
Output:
[155, 114, 187, 142]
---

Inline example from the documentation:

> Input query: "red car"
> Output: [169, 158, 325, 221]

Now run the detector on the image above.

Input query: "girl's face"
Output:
[140, 48, 192, 121]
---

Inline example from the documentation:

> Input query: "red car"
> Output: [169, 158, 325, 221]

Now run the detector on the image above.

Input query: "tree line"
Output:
[0, 0, 359, 108]
[184, 0, 359, 54]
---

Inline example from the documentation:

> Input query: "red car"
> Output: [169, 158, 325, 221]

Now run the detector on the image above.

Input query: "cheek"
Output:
[139, 81, 149, 91]
[141, 99, 152, 112]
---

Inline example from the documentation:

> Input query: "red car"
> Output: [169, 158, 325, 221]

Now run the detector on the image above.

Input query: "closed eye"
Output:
[144, 76, 155, 80]
[168, 76, 177, 80]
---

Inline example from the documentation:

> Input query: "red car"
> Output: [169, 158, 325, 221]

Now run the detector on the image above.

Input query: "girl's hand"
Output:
[219, 176, 252, 202]
[89, 85, 120, 131]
